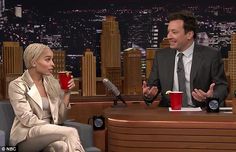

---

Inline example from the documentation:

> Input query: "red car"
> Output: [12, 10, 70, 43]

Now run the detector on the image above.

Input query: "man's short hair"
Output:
[168, 10, 197, 39]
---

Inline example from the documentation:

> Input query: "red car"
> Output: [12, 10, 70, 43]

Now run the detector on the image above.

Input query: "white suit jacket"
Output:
[8, 70, 70, 146]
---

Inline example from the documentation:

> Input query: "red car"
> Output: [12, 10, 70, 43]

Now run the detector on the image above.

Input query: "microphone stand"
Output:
[112, 94, 127, 108]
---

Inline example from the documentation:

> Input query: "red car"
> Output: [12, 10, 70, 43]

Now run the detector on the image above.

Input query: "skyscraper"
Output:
[105, 67, 122, 95]
[146, 48, 158, 79]
[52, 49, 65, 76]
[101, 16, 121, 78]
[82, 49, 96, 96]
[0, 63, 3, 99]
[2, 42, 23, 74]
[228, 33, 236, 98]
[15, 4, 22, 18]
[123, 48, 142, 95]
[0, 63, 3, 79]
[0, 0, 4, 17]
[150, 25, 159, 48]
[2, 41, 23, 98]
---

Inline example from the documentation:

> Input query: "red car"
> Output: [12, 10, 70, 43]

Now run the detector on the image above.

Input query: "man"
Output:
[143, 10, 228, 107]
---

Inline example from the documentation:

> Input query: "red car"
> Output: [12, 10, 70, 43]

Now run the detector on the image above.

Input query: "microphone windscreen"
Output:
[102, 78, 120, 96]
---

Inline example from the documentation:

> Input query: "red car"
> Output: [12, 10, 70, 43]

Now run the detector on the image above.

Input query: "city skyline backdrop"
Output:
[0, 0, 235, 77]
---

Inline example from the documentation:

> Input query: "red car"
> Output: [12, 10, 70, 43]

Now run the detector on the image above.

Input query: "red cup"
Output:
[170, 91, 183, 110]
[58, 71, 72, 90]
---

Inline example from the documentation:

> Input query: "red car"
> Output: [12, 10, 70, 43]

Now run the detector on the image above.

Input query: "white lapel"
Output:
[27, 84, 43, 110]
[43, 78, 56, 113]
[22, 70, 43, 110]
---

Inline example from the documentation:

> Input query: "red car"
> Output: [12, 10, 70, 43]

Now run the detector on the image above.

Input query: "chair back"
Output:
[0, 101, 15, 146]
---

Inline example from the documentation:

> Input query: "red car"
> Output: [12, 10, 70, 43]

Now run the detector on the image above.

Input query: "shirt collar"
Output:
[176, 42, 194, 58]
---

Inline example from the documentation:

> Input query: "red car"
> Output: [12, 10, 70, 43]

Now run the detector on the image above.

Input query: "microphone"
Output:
[102, 78, 126, 107]
[103, 78, 120, 97]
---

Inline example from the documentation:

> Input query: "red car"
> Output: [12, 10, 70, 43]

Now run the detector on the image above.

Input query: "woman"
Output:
[8, 43, 85, 152]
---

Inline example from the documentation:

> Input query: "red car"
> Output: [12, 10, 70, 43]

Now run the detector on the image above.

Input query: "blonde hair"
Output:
[24, 43, 61, 99]
[23, 43, 50, 69]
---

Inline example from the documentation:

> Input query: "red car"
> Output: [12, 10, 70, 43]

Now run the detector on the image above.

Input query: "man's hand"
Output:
[192, 83, 215, 102]
[142, 81, 158, 99]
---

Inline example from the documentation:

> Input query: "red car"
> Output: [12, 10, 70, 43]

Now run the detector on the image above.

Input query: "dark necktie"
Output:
[177, 53, 188, 107]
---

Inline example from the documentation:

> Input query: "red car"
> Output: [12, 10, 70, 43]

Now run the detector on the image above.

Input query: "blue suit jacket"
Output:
[147, 44, 228, 107]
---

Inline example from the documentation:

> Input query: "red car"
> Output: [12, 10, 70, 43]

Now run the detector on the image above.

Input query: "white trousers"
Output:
[28, 124, 85, 152]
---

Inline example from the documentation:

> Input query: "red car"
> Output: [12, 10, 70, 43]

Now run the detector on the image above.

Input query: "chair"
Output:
[0, 101, 101, 152]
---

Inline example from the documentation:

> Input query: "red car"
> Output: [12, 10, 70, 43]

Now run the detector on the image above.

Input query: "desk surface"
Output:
[104, 105, 236, 152]
[104, 105, 236, 122]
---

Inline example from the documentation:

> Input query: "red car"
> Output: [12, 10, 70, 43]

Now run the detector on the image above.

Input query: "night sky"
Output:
[6, 0, 236, 10]
[3, 0, 235, 76]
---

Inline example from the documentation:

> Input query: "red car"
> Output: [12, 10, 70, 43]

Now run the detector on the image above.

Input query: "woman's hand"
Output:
[68, 76, 75, 90]
[63, 75, 75, 106]
[64, 75, 75, 93]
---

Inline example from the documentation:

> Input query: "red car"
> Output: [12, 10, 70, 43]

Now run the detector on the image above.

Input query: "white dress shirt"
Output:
[173, 42, 194, 106]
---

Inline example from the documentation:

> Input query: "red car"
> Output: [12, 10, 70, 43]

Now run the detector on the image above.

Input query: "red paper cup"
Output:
[170, 91, 183, 110]
[58, 71, 72, 90]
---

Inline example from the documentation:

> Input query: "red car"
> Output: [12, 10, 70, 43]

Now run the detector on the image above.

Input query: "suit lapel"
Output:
[27, 85, 43, 109]
[43, 78, 56, 113]
[22, 70, 43, 110]
[190, 45, 203, 92]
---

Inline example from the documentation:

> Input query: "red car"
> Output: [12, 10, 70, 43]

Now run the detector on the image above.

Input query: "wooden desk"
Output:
[104, 105, 236, 152]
